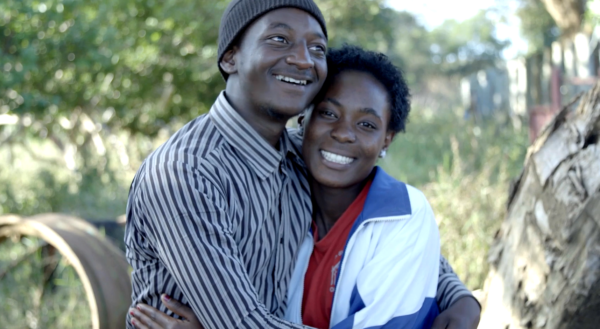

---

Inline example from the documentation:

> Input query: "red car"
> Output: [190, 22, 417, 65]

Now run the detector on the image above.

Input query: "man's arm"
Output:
[131, 161, 309, 329]
[434, 256, 481, 329]
[436, 256, 481, 311]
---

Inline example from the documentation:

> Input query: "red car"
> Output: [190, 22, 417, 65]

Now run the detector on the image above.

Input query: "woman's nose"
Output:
[330, 122, 356, 143]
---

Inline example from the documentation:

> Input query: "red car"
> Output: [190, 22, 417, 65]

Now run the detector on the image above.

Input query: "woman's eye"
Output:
[319, 110, 336, 118]
[359, 122, 377, 129]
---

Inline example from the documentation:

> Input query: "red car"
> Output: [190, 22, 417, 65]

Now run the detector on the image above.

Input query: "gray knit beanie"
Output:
[218, 0, 328, 80]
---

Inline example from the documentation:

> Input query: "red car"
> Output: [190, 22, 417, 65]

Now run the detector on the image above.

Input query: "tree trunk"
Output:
[478, 83, 600, 329]
[540, 0, 584, 37]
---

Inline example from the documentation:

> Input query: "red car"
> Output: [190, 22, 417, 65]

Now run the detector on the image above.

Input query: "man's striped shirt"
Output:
[125, 92, 474, 329]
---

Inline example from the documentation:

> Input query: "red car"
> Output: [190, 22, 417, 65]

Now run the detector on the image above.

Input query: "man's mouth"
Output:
[321, 150, 354, 165]
[275, 74, 309, 86]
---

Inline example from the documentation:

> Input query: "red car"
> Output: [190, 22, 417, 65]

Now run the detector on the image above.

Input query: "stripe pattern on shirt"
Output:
[125, 92, 313, 329]
[437, 256, 478, 311]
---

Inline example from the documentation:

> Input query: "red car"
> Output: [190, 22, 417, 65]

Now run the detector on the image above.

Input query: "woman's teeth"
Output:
[321, 150, 354, 165]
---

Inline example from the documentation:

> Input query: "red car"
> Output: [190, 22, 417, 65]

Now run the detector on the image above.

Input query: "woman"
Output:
[131, 45, 441, 329]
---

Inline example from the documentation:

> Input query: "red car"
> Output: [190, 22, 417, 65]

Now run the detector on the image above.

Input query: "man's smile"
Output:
[275, 74, 310, 85]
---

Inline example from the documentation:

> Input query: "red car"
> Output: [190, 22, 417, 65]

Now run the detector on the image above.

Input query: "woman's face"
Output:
[302, 70, 395, 189]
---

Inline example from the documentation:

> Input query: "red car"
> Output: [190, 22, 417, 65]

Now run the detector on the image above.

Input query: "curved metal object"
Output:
[0, 213, 131, 329]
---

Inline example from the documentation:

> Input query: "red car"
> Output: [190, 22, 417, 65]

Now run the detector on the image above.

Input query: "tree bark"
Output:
[540, 0, 585, 37]
[478, 83, 600, 329]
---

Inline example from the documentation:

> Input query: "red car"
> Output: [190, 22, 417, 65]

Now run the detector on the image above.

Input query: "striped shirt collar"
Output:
[210, 91, 301, 179]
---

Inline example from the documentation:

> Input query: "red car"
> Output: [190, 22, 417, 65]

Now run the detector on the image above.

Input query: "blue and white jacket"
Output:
[284, 167, 441, 329]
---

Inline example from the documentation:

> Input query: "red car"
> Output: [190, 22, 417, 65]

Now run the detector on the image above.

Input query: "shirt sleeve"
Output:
[330, 194, 441, 329]
[436, 255, 479, 311]
[130, 160, 313, 329]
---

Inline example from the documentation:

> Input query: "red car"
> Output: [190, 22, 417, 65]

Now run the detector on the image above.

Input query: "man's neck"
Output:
[223, 90, 289, 149]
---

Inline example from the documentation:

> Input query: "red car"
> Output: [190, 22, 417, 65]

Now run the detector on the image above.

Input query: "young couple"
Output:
[125, 1, 480, 328]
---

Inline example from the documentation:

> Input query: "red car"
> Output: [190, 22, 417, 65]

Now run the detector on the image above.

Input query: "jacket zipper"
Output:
[329, 216, 406, 327]
[298, 231, 313, 324]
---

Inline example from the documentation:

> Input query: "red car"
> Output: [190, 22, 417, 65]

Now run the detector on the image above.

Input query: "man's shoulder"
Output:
[149, 113, 225, 164]
[133, 114, 230, 185]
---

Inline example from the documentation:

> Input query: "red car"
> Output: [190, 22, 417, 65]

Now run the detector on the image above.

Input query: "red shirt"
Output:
[302, 180, 373, 329]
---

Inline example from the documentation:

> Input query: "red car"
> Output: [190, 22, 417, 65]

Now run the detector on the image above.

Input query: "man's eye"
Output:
[310, 45, 326, 53]
[270, 36, 287, 43]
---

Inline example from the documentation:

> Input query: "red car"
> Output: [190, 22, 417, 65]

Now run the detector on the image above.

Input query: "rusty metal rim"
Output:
[0, 213, 131, 329]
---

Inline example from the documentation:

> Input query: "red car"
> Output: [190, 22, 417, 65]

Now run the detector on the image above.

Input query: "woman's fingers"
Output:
[131, 304, 179, 329]
[130, 307, 153, 329]
[161, 294, 198, 323]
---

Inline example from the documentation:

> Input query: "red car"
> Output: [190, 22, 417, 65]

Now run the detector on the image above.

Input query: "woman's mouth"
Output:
[320, 150, 354, 165]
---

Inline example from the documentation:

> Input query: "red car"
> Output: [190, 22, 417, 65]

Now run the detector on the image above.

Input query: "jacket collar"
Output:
[348, 167, 413, 237]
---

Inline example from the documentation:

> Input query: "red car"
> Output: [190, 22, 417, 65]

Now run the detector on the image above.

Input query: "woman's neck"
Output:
[310, 178, 367, 241]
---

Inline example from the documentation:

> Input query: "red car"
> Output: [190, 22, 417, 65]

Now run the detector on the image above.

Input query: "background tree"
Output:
[540, 0, 586, 37]
[479, 83, 600, 329]
[515, 0, 559, 54]
[428, 10, 510, 76]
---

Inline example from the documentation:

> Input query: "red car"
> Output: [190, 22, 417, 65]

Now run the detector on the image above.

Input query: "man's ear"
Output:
[298, 105, 314, 127]
[297, 114, 305, 127]
[219, 48, 238, 75]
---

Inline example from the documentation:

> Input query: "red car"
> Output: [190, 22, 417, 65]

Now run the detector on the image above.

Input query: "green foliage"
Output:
[516, 0, 558, 54]
[428, 10, 510, 76]
[586, 0, 600, 26]
[0, 237, 91, 328]
[316, 0, 394, 51]
[0, 139, 130, 219]
[380, 110, 529, 289]
[1, 0, 225, 138]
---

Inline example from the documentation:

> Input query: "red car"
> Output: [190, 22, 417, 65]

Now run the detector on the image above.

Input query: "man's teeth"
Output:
[275, 75, 307, 85]
[321, 150, 354, 165]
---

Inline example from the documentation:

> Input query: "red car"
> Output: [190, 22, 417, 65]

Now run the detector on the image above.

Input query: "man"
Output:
[125, 1, 480, 328]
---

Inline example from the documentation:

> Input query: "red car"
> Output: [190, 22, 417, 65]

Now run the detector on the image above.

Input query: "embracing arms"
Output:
[126, 161, 310, 329]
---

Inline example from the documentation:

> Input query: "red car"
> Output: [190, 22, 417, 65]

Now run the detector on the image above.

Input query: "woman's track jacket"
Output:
[284, 167, 441, 329]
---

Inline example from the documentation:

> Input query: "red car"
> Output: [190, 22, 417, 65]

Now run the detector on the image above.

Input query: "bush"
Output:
[380, 108, 528, 289]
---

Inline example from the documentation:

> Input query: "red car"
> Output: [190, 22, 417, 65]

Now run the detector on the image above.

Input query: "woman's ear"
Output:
[382, 131, 396, 153]
[219, 48, 237, 75]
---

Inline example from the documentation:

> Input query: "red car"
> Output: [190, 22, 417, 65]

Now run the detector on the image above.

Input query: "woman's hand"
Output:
[130, 294, 203, 329]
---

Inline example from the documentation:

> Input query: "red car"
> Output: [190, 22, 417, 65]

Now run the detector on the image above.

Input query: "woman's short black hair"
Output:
[318, 44, 411, 133]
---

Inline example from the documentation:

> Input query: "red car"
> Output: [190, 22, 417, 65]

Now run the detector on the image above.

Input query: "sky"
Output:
[385, 0, 528, 59]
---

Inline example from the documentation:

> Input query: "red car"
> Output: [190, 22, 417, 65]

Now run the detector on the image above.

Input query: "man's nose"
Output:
[285, 42, 314, 70]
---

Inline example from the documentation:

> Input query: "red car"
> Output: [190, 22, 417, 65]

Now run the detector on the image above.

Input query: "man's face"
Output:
[226, 8, 327, 119]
